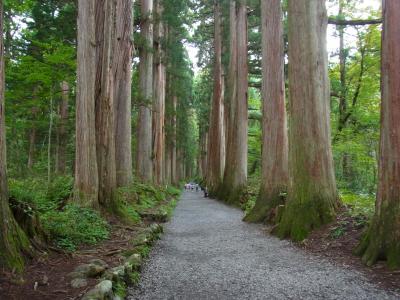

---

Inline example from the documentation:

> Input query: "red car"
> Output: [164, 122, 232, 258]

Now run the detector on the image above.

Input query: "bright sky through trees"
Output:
[186, 0, 381, 73]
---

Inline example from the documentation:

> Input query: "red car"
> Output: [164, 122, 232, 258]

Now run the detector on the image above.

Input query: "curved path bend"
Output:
[128, 191, 398, 300]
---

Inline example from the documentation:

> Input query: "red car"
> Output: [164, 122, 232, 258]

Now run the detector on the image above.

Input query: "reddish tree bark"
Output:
[152, 0, 166, 185]
[218, 0, 248, 204]
[114, 0, 133, 187]
[95, 0, 117, 207]
[245, 0, 288, 223]
[74, 0, 99, 208]
[136, 0, 154, 182]
[206, 0, 224, 194]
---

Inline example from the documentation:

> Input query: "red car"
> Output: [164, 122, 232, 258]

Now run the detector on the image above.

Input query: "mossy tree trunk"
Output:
[114, 0, 133, 188]
[0, 0, 31, 271]
[136, 0, 154, 183]
[245, 0, 288, 223]
[218, 0, 248, 205]
[277, 0, 339, 241]
[74, 0, 99, 208]
[356, 0, 400, 269]
[206, 0, 224, 195]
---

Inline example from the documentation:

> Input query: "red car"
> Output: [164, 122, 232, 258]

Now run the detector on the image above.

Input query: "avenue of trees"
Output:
[0, 0, 399, 274]
[193, 0, 399, 269]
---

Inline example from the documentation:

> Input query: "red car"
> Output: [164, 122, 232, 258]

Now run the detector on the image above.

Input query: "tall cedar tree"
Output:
[245, 0, 288, 223]
[218, 0, 248, 204]
[74, 0, 99, 207]
[95, 0, 117, 207]
[153, 0, 166, 185]
[356, 0, 400, 269]
[136, 0, 154, 182]
[206, 0, 224, 194]
[114, 0, 133, 187]
[277, 0, 340, 241]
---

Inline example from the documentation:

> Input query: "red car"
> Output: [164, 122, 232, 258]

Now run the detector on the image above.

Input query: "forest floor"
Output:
[0, 199, 173, 300]
[301, 207, 400, 292]
[129, 190, 399, 300]
[1, 222, 135, 300]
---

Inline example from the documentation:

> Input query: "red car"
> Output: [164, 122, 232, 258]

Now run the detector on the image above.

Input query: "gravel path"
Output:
[128, 191, 398, 300]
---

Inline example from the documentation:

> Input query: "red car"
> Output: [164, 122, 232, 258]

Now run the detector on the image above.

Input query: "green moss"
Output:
[356, 204, 400, 270]
[277, 192, 337, 241]
[215, 180, 247, 207]
[244, 188, 286, 223]
[387, 244, 400, 270]
[0, 215, 31, 273]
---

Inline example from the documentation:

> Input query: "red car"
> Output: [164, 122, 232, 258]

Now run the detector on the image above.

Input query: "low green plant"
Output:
[242, 196, 256, 215]
[113, 280, 127, 298]
[134, 245, 151, 258]
[160, 198, 177, 219]
[340, 191, 375, 218]
[46, 175, 73, 204]
[166, 185, 181, 197]
[41, 204, 110, 251]
[128, 272, 141, 285]
[330, 220, 350, 239]
[8, 176, 74, 213]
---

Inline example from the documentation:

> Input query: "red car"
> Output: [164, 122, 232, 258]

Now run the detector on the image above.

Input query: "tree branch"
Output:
[328, 18, 382, 26]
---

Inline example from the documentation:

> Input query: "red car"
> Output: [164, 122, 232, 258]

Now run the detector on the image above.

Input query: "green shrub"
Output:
[9, 178, 49, 211]
[46, 175, 73, 204]
[8, 176, 73, 213]
[166, 186, 181, 197]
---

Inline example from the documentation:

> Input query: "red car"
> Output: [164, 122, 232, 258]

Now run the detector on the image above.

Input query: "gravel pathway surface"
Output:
[128, 191, 398, 300]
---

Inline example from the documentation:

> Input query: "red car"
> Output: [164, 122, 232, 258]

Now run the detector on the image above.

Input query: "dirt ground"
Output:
[0, 220, 146, 300]
[299, 208, 400, 293]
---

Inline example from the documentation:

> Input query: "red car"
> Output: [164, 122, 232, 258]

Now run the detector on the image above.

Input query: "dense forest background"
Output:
[3, 0, 381, 203]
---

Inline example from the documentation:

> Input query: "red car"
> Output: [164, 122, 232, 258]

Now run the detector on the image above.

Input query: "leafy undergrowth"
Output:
[8, 176, 181, 252]
[240, 175, 260, 214]
[340, 192, 375, 219]
[327, 191, 374, 240]
[115, 183, 181, 223]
